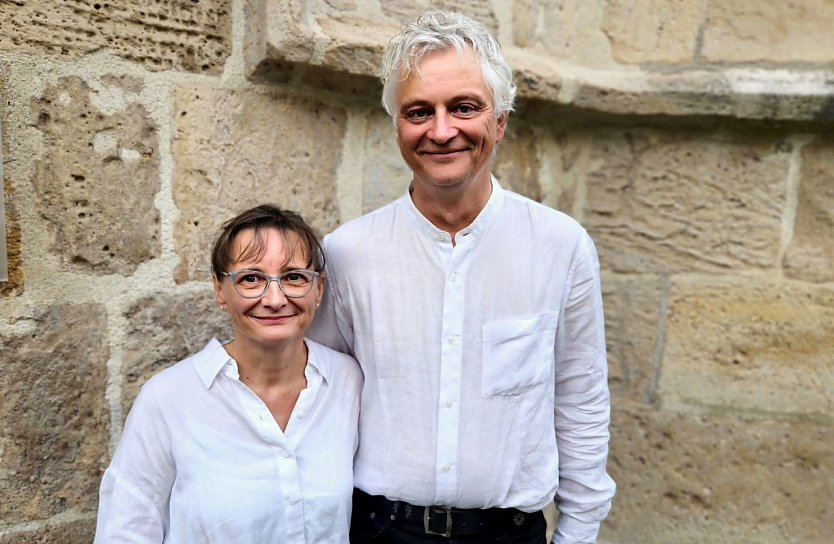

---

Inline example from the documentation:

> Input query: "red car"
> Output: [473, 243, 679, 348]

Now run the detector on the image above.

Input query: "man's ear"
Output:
[496, 113, 508, 142]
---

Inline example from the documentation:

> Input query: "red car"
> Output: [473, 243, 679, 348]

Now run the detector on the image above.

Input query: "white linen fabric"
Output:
[95, 338, 362, 544]
[309, 179, 616, 544]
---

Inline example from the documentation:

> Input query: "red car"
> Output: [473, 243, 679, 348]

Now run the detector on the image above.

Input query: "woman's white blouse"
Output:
[95, 338, 362, 544]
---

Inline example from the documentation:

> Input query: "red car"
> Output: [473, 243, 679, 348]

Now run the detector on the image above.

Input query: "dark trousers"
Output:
[349, 490, 547, 544]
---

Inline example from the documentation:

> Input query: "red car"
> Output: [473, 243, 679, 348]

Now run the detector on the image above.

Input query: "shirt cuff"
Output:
[553, 513, 601, 544]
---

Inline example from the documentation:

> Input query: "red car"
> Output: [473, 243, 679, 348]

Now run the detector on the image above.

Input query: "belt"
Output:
[353, 489, 540, 538]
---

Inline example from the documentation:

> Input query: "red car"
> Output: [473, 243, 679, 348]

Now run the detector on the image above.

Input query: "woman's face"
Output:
[213, 227, 323, 351]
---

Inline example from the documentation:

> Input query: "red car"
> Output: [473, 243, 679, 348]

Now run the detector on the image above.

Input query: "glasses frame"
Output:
[218, 269, 320, 299]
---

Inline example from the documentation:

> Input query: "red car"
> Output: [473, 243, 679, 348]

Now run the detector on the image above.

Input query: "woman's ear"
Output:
[315, 272, 325, 307]
[213, 273, 227, 308]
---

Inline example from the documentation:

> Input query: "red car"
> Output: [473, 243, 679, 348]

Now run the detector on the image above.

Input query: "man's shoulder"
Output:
[324, 198, 403, 252]
[500, 187, 586, 235]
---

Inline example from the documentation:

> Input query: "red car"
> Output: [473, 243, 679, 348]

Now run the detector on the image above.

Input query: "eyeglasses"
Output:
[218, 269, 320, 299]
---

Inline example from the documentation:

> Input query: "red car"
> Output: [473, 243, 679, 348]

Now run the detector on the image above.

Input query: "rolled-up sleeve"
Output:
[553, 232, 616, 544]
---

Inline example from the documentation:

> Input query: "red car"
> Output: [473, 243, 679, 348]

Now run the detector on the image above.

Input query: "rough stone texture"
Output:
[535, 130, 584, 216]
[0, 304, 109, 525]
[121, 290, 232, 416]
[30, 76, 160, 275]
[0, 517, 95, 544]
[783, 139, 834, 283]
[603, 406, 833, 543]
[1, 66, 23, 297]
[702, 1, 834, 64]
[602, 0, 702, 64]
[361, 110, 411, 214]
[584, 129, 790, 274]
[661, 278, 834, 416]
[0, 1, 231, 74]
[172, 86, 346, 282]
[380, 0, 498, 32]
[601, 274, 663, 404]
[512, 0, 612, 68]
[493, 124, 543, 202]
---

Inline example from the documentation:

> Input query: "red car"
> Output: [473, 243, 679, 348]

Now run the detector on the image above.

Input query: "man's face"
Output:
[395, 47, 506, 195]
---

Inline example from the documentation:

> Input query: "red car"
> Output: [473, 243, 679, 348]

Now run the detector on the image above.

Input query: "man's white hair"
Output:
[379, 10, 517, 123]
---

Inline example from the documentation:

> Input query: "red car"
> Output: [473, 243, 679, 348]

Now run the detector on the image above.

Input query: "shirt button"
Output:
[287, 497, 299, 505]
[282, 451, 291, 459]
[442, 465, 451, 472]
[445, 401, 454, 408]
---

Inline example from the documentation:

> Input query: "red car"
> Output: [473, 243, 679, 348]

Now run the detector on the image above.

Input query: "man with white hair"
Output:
[310, 10, 615, 544]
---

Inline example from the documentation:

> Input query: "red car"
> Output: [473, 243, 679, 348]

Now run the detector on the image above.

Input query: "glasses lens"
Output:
[280, 271, 315, 298]
[234, 271, 268, 298]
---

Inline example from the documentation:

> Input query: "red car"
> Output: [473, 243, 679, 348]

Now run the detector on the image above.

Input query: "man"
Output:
[310, 10, 615, 544]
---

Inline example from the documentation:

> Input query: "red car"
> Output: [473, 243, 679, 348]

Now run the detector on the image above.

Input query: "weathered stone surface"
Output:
[1, 66, 22, 297]
[602, 0, 702, 64]
[601, 274, 663, 404]
[494, 124, 543, 202]
[512, 0, 612, 67]
[0, 304, 109, 524]
[535, 130, 585, 215]
[0, 1, 231, 74]
[660, 278, 834, 416]
[172, 86, 345, 282]
[380, 0, 498, 32]
[603, 406, 833, 543]
[584, 130, 790, 273]
[0, 517, 95, 544]
[703, 1, 834, 64]
[121, 290, 232, 416]
[30, 76, 160, 275]
[783, 139, 834, 283]
[361, 110, 411, 214]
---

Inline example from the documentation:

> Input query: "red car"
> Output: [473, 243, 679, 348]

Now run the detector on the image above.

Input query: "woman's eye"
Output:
[284, 272, 309, 284]
[239, 273, 264, 284]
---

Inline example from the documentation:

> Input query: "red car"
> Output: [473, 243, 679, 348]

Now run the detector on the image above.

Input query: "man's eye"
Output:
[408, 109, 431, 120]
[455, 104, 476, 115]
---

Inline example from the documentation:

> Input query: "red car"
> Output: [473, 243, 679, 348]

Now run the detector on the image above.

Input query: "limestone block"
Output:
[494, 125, 543, 202]
[603, 406, 833, 543]
[121, 290, 232, 416]
[601, 274, 663, 404]
[660, 277, 834, 416]
[783, 139, 834, 283]
[602, 0, 702, 64]
[30, 76, 160, 275]
[583, 130, 789, 273]
[0, 304, 109, 524]
[172, 86, 345, 282]
[0, 518, 95, 544]
[511, 0, 612, 68]
[245, 0, 498, 80]
[360, 110, 411, 214]
[1, 66, 23, 296]
[0, 1, 231, 74]
[703, 1, 834, 64]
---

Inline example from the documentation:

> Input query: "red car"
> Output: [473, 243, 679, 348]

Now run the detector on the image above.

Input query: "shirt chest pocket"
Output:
[481, 312, 559, 398]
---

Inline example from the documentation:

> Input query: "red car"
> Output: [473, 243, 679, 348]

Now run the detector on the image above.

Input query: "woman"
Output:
[95, 204, 362, 543]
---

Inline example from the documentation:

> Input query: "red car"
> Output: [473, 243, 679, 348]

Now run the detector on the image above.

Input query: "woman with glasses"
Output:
[95, 204, 362, 543]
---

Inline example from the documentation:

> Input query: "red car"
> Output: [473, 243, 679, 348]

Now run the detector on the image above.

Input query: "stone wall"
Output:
[1, 1, 832, 542]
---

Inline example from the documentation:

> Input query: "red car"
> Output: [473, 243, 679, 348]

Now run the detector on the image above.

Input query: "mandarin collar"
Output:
[404, 176, 505, 243]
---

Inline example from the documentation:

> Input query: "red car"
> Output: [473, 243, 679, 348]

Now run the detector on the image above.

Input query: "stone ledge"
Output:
[243, 5, 834, 122]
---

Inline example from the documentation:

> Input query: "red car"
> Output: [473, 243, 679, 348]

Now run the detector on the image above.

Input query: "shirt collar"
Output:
[403, 176, 506, 242]
[194, 338, 330, 388]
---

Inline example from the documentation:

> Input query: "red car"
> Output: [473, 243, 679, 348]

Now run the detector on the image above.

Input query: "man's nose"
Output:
[428, 111, 457, 143]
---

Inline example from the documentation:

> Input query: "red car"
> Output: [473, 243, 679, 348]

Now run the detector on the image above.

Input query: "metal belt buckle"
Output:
[423, 505, 453, 537]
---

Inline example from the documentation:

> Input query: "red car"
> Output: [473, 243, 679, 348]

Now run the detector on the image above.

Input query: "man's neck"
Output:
[410, 175, 493, 240]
